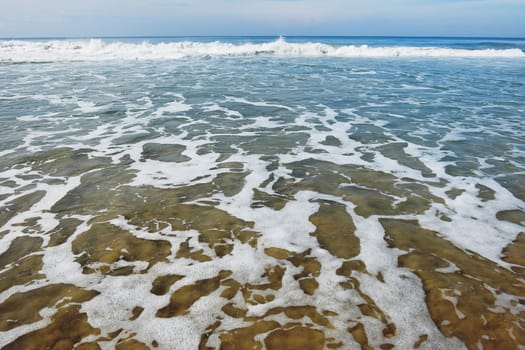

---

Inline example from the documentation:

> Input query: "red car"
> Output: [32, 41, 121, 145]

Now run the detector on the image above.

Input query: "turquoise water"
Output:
[0, 37, 524, 349]
[3, 35, 525, 49]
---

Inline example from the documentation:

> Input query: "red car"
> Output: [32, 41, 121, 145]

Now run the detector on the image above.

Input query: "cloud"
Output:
[0, 0, 524, 37]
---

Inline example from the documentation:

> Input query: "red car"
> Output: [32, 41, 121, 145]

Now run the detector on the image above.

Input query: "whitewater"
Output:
[1, 37, 524, 62]
[0, 36, 524, 349]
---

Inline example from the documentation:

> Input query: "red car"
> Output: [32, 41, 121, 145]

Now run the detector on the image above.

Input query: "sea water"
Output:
[0, 36, 524, 349]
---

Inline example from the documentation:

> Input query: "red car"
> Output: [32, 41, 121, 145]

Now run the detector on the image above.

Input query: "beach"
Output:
[0, 36, 524, 349]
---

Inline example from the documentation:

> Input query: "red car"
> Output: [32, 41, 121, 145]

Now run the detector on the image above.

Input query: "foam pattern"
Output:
[0, 50, 524, 349]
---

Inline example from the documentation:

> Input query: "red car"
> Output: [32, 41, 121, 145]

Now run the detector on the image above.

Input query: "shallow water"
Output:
[0, 38, 524, 349]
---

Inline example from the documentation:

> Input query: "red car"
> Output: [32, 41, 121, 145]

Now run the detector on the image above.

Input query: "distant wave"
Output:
[1, 37, 524, 62]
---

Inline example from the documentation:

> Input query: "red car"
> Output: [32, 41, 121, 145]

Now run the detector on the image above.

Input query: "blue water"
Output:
[145, 35, 525, 50]
[3, 35, 525, 50]
[0, 36, 524, 348]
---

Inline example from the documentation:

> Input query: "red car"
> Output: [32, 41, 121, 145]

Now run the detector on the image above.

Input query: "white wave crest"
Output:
[1, 37, 524, 62]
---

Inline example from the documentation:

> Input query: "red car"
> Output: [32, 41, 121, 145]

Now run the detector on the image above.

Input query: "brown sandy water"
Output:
[0, 145, 524, 349]
[0, 56, 524, 349]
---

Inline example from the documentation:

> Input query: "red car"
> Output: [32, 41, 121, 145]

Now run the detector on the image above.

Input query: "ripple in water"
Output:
[0, 51, 524, 349]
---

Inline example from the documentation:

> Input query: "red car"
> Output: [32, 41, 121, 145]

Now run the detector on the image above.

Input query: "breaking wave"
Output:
[1, 37, 524, 62]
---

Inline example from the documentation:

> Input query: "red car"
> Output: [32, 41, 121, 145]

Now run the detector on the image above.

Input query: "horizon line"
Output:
[1, 34, 525, 40]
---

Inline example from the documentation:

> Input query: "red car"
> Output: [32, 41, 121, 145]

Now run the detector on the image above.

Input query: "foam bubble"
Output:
[1, 49, 523, 349]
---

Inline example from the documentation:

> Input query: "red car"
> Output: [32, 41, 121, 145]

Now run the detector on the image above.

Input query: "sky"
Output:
[1, 0, 524, 37]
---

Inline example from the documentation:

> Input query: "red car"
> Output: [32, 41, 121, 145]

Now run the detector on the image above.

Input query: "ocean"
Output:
[0, 36, 524, 349]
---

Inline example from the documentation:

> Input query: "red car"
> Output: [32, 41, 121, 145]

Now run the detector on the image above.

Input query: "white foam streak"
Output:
[1, 38, 523, 62]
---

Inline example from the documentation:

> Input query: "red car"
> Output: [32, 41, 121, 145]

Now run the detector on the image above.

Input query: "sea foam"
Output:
[1, 37, 524, 62]
[0, 42, 524, 349]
